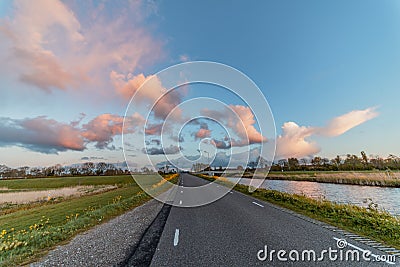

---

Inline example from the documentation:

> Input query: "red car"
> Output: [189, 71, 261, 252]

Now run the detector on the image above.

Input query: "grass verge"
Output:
[197, 174, 400, 250]
[0, 173, 179, 267]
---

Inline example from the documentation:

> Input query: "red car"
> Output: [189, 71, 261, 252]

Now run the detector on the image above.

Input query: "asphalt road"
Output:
[150, 173, 397, 266]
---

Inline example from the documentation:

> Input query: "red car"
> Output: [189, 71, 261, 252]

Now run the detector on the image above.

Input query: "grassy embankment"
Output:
[0, 174, 179, 267]
[198, 174, 400, 250]
[238, 170, 400, 187]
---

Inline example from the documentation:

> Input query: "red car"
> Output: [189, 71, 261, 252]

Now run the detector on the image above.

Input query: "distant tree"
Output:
[247, 161, 257, 170]
[81, 162, 95, 175]
[18, 166, 30, 177]
[277, 159, 288, 171]
[52, 164, 64, 176]
[300, 158, 308, 169]
[344, 154, 362, 170]
[44, 167, 55, 176]
[256, 156, 267, 169]
[141, 166, 150, 173]
[370, 155, 384, 170]
[321, 158, 330, 166]
[96, 162, 108, 175]
[332, 155, 341, 169]
[311, 156, 322, 168]
[287, 158, 299, 170]
[386, 154, 400, 170]
[361, 151, 369, 168]
[69, 167, 79, 176]
[104, 163, 117, 175]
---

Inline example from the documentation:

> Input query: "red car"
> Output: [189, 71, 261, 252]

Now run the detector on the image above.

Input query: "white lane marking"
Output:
[179, 200, 182, 205]
[333, 237, 395, 265]
[174, 229, 180, 246]
[252, 201, 264, 208]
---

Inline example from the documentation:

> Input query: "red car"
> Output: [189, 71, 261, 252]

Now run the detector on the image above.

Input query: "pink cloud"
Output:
[15, 48, 78, 91]
[0, 113, 144, 153]
[229, 105, 267, 144]
[82, 113, 144, 149]
[201, 105, 266, 147]
[275, 107, 379, 159]
[195, 128, 211, 139]
[0, 0, 85, 91]
[1, 0, 162, 92]
[110, 71, 183, 121]
[192, 121, 212, 140]
[0, 116, 84, 153]
[111, 72, 148, 100]
[22, 117, 84, 151]
[145, 123, 163, 135]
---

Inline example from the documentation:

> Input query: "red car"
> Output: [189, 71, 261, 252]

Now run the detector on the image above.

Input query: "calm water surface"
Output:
[227, 178, 400, 216]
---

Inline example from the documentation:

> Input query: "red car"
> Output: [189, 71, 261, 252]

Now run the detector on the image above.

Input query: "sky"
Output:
[0, 0, 399, 168]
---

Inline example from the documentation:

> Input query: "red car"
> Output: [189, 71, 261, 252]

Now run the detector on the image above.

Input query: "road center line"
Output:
[252, 201, 264, 208]
[174, 229, 180, 246]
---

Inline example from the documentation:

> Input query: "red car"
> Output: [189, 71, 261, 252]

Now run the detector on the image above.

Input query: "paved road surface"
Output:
[150, 173, 397, 266]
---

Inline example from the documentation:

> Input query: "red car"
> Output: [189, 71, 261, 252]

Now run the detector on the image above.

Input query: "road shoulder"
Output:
[31, 199, 164, 267]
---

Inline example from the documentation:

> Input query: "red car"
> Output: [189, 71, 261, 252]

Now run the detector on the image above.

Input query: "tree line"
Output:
[192, 152, 400, 173]
[0, 162, 140, 179]
[268, 152, 400, 171]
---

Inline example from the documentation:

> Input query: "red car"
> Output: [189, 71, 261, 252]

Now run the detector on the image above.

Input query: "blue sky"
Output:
[0, 0, 399, 168]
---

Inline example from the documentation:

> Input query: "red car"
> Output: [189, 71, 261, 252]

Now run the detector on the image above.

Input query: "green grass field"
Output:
[0, 175, 134, 190]
[0, 185, 142, 230]
[0, 174, 179, 267]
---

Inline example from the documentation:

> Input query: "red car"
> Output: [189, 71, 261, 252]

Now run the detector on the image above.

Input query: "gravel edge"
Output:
[31, 199, 164, 267]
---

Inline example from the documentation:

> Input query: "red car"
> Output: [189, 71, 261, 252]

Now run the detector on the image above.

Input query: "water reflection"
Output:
[228, 178, 400, 216]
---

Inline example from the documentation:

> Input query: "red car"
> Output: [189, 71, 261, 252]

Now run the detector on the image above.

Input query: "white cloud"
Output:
[275, 107, 378, 159]
[276, 122, 320, 159]
[318, 107, 379, 137]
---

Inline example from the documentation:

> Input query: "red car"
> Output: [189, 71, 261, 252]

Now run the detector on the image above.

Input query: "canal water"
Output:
[227, 178, 400, 216]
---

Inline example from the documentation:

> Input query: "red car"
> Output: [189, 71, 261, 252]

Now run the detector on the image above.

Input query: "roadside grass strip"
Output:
[0, 174, 179, 267]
